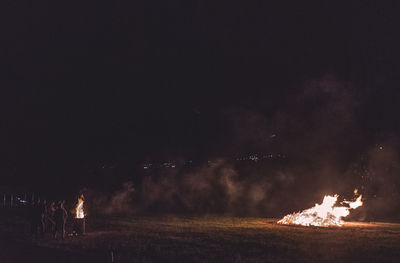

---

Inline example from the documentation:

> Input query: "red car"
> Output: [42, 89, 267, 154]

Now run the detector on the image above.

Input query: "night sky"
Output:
[1, 1, 400, 191]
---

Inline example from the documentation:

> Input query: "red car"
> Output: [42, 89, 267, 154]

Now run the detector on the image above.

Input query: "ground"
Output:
[1, 212, 400, 262]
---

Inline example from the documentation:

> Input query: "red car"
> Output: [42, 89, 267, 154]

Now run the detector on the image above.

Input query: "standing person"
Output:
[47, 201, 56, 234]
[30, 198, 42, 238]
[54, 201, 68, 239]
[29, 199, 38, 238]
[39, 199, 47, 236]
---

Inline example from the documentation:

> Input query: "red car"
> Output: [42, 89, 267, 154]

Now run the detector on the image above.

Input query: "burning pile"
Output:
[75, 194, 85, 219]
[278, 191, 363, 227]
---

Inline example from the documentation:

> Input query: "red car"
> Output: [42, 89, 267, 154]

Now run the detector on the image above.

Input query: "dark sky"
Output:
[1, 1, 400, 187]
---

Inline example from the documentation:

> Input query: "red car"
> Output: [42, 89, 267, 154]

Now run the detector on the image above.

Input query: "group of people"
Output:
[29, 198, 68, 239]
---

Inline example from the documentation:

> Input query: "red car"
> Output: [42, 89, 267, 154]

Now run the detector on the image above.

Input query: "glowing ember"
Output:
[75, 194, 85, 219]
[277, 192, 363, 227]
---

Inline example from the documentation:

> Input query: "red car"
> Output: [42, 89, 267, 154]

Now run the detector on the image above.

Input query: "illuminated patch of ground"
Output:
[33, 216, 400, 262]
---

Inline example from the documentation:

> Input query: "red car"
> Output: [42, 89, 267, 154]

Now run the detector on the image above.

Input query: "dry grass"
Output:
[30, 216, 400, 263]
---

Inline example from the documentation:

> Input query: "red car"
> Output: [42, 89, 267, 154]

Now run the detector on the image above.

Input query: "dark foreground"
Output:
[1, 213, 400, 263]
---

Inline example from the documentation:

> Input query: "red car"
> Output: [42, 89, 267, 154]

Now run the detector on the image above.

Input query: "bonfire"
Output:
[278, 190, 363, 227]
[75, 194, 85, 219]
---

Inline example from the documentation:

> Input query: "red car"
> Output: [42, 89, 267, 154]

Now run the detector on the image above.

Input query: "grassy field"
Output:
[38, 216, 400, 262]
[2, 213, 400, 262]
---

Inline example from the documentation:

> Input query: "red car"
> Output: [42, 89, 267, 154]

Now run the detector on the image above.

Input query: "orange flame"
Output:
[278, 192, 363, 227]
[75, 194, 84, 219]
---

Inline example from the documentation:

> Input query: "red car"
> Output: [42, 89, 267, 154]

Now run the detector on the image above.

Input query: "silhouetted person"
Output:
[47, 201, 56, 233]
[30, 199, 42, 238]
[54, 201, 68, 239]
[39, 199, 47, 236]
